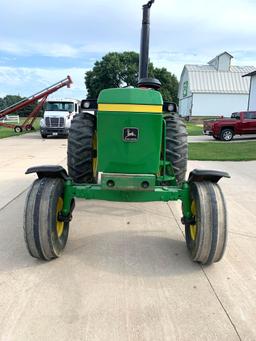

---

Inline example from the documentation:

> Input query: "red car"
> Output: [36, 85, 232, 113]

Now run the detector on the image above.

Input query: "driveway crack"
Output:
[0, 157, 67, 212]
[201, 266, 242, 340]
[0, 187, 29, 212]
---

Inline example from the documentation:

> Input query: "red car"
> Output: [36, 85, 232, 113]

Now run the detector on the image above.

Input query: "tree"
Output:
[151, 67, 179, 103]
[0, 95, 41, 117]
[85, 51, 178, 102]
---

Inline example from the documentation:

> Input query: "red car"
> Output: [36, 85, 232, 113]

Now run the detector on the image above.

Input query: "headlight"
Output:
[168, 103, 175, 112]
[80, 99, 98, 112]
[82, 101, 90, 109]
[163, 101, 178, 113]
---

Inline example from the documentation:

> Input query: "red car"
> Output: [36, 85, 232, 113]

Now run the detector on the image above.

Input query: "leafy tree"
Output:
[0, 95, 41, 117]
[151, 67, 179, 103]
[85, 51, 178, 102]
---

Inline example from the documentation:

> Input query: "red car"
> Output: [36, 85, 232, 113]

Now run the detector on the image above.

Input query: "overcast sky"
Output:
[1, 0, 256, 99]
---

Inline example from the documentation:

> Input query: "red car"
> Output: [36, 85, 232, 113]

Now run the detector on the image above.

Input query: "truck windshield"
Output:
[45, 102, 74, 112]
[231, 112, 240, 119]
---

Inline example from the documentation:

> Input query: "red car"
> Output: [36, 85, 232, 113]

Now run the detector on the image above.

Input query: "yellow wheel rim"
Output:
[92, 133, 97, 178]
[190, 200, 197, 241]
[56, 197, 64, 237]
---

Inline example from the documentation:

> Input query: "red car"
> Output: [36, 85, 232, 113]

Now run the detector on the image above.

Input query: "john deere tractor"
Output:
[23, 0, 229, 265]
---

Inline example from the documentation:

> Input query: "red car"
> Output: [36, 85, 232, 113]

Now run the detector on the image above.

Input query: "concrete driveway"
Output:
[0, 132, 256, 341]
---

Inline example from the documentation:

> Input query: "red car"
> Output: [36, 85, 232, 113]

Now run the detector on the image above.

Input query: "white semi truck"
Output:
[40, 98, 80, 138]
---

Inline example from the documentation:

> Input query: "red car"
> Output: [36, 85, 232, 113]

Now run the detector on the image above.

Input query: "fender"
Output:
[25, 165, 70, 181]
[188, 169, 230, 183]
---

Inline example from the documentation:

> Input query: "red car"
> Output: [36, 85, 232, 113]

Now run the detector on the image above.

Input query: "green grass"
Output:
[189, 141, 256, 161]
[186, 122, 203, 136]
[0, 118, 40, 139]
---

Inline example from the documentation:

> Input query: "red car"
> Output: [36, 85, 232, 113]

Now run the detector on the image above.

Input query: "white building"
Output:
[178, 52, 256, 118]
[242, 71, 256, 110]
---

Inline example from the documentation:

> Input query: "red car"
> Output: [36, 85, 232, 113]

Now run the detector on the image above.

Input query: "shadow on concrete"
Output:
[76, 200, 173, 219]
[0, 192, 198, 276]
[78, 202, 146, 217]
[0, 228, 199, 276]
[66, 231, 199, 277]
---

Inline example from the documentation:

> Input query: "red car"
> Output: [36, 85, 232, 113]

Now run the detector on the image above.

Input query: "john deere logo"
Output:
[123, 128, 139, 142]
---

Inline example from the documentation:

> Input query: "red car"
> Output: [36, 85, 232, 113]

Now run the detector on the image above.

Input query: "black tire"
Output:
[67, 113, 96, 183]
[14, 126, 22, 133]
[25, 124, 32, 131]
[185, 181, 227, 265]
[41, 132, 47, 138]
[23, 177, 69, 260]
[165, 114, 188, 185]
[220, 128, 234, 141]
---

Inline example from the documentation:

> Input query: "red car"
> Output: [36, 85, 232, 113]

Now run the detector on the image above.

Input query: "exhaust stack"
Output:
[138, 0, 161, 89]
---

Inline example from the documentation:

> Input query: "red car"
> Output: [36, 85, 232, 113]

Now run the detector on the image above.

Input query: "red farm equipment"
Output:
[0, 75, 72, 133]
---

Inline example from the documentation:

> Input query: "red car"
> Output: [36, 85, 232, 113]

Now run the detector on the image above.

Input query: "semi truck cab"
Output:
[40, 98, 80, 138]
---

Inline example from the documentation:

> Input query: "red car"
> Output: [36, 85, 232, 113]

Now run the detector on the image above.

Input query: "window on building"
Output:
[183, 81, 188, 97]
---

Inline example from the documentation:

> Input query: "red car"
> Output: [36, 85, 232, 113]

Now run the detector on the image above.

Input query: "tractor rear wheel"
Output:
[23, 177, 69, 260]
[165, 114, 188, 185]
[67, 113, 96, 183]
[185, 181, 227, 265]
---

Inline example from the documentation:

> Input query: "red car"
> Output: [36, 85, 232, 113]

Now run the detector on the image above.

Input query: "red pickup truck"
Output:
[203, 111, 256, 141]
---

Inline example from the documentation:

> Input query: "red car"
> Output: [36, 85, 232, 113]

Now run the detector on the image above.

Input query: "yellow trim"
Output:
[98, 103, 162, 113]
[92, 133, 97, 178]
[56, 197, 64, 238]
[190, 200, 197, 241]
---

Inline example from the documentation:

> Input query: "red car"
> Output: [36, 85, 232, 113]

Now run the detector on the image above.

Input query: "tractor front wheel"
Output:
[185, 181, 227, 265]
[23, 177, 69, 260]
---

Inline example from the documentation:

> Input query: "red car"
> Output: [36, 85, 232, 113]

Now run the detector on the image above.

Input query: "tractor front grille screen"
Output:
[45, 117, 65, 128]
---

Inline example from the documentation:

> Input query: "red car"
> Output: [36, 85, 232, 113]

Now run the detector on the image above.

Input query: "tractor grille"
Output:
[45, 117, 65, 128]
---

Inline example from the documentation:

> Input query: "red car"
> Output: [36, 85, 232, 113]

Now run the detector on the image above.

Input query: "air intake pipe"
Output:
[138, 0, 161, 89]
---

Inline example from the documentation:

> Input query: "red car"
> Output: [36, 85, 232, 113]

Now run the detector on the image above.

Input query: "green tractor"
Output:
[23, 0, 229, 265]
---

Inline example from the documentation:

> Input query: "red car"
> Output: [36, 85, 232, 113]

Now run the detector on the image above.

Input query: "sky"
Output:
[1, 0, 256, 100]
